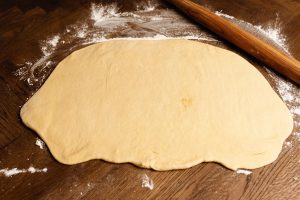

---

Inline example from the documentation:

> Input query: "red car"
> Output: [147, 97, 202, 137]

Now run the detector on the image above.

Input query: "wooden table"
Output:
[1, 0, 300, 199]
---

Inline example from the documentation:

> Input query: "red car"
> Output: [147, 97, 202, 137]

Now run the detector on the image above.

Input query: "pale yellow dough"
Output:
[21, 40, 293, 170]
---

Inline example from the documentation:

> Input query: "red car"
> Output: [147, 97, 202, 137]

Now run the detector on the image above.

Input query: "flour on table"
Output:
[0, 166, 48, 177]
[15, 35, 60, 86]
[292, 132, 300, 142]
[35, 137, 45, 149]
[284, 141, 293, 149]
[236, 169, 252, 175]
[291, 108, 300, 116]
[215, 11, 289, 55]
[137, 0, 157, 12]
[91, 3, 120, 26]
[141, 174, 154, 190]
[215, 11, 234, 20]
[41, 35, 61, 56]
[47, 35, 60, 48]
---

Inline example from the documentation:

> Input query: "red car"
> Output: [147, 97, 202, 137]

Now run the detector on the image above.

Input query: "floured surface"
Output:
[20, 40, 293, 170]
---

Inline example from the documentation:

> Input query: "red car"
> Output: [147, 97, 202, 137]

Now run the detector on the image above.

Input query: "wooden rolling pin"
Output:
[167, 0, 300, 85]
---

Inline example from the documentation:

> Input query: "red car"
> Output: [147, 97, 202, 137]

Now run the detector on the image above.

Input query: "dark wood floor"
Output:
[0, 0, 300, 199]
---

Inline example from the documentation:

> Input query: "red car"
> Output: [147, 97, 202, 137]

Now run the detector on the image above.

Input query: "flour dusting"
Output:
[91, 3, 120, 26]
[35, 138, 45, 149]
[48, 35, 60, 47]
[255, 24, 287, 53]
[284, 141, 293, 149]
[0, 167, 48, 177]
[236, 169, 252, 175]
[41, 35, 61, 56]
[136, 1, 157, 12]
[215, 11, 234, 19]
[291, 107, 300, 116]
[215, 11, 289, 54]
[292, 132, 300, 142]
[141, 174, 154, 190]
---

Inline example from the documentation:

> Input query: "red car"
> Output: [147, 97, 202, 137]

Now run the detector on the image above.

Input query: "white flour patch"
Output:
[151, 16, 163, 21]
[292, 132, 300, 141]
[215, 11, 290, 54]
[77, 30, 87, 38]
[27, 166, 48, 173]
[215, 11, 234, 19]
[41, 35, 61, 56]
[284, 141, 293, 149]
[291, 108, 300, 116]
[137, 1, 157, 12]
[255, 24, 287, 53]
[89, 3, 216, 39]
[141, 174, 154, 190]
[48, 35, 60, 47]
[91, 3, 120, 26]
[0, 167, 48, 177]
[15, 35, 61, 86]
[35, 138, 45, 149]
[236, 169, 252, 175]
[76, 24, 88, 38]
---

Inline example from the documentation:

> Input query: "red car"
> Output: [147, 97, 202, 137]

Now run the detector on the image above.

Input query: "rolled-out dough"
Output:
[21, 40, 293, 170]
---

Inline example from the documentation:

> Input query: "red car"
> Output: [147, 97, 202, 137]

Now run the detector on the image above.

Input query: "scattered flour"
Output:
[215, 11, 290, 54]
[255, 24, 287, 53]
[291, 108, 300, 116]
[77, 29, 87, 38]
[91, 3, 120, 26]
[215, 11, 234, 20]
[48, 35, 60, 47]
[236, 169, 252, 175]
[15, 34, 61, 85]
[292, 132, 300, 141]
[141, 174, 154, 190]
[137, 2, 157, 12]
[35, 138, 45, 149]
[27, 166, 48, 173]
[284, 141, 293, 149]
[0, 167, 48, 177]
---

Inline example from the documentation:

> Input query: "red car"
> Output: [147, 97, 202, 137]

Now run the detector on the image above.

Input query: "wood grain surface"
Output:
[0, 0, 300, 199]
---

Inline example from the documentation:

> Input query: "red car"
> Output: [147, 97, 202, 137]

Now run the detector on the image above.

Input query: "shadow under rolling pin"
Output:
[166, 0, 300, 85]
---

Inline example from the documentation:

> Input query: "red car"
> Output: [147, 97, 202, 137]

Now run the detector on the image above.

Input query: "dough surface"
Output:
[21, 40, 293, 170]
